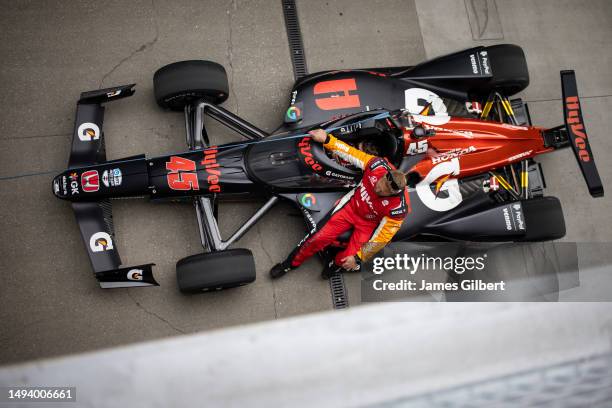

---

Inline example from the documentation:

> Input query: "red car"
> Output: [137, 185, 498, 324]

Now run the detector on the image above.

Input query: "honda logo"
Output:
[81, 170, 99, 193]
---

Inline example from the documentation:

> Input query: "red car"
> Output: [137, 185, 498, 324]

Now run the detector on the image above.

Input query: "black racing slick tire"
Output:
[154, 60, 229, 111]
[520, 196, 566, 241]
[176, 249, 256, 293]
[480, 44, 529, 97]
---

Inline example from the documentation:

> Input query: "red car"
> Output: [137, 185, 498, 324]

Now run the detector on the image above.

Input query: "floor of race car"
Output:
[0, 0, 610, 365]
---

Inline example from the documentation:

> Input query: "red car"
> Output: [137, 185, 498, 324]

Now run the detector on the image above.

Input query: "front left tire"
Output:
[153, 60, 229, 111]
[176, 248, 256, 293]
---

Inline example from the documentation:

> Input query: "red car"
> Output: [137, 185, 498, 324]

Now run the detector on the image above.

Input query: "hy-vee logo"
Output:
[565, 96, 591, 162]
[299, 138, 322, 172]
[202, 149, 221, 193]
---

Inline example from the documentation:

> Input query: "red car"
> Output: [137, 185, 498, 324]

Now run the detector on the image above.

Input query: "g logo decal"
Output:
[77, 122, 100, 141]
[89, 232, 114, 253]
[127, 269, 143, 281]
[404, 88, 450, 126]
[416, 158, 462, 212]
[300, 193, 317, 208]
[286, 106, 301, 121]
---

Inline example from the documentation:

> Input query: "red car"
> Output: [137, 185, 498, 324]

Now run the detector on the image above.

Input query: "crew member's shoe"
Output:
[269, 260, 294, 279]
[321, 260, 343, 280]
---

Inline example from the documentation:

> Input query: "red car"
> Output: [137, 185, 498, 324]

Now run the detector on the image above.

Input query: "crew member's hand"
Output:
[308, 128, 328, 143]
[341, 256, 358, 271]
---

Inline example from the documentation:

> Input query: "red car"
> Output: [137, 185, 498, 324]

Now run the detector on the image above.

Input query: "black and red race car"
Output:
[52, 44, 603, 292]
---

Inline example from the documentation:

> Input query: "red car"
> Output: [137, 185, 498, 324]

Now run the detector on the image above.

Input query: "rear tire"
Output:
[520, 196, 566, 241]
[154, 60, 229, 111]
[176, 248, 255, 293]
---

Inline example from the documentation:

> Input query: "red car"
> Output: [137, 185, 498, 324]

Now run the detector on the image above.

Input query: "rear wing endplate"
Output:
[561, 70, 604, 197]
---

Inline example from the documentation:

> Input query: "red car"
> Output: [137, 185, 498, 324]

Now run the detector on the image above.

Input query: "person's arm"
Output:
[356, 216, 404, 262]
[308, 129, 375, 170]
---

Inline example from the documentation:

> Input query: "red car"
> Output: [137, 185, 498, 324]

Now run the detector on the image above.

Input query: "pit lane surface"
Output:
[0, 0, 610, 365]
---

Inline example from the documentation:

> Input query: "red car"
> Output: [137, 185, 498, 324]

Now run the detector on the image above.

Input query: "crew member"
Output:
[270, 128, 410, 279]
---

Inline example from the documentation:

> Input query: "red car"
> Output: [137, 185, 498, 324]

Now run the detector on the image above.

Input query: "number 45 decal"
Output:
[166, 156, 200, 191]
[407, 140, 428, 155]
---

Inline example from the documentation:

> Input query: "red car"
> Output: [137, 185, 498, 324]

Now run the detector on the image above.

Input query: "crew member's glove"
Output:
[406, 171, 423, 188]
[308, 129, 328, 143]
[341, 255, 361, 271]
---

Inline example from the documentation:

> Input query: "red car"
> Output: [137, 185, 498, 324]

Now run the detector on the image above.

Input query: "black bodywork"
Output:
[52, 45, 601, 289]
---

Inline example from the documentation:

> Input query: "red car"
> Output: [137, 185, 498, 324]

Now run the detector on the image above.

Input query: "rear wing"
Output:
[67, 84, 158, 288]
[561, 71, 604, 197]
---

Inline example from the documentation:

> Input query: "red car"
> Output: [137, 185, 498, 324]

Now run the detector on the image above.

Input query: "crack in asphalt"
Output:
[226, 0, 239, 115]
[98, 0, 160, 89]
[256, 224, 279, 319]
[126, 289, 186, 334]
[271, 283, 279, 319]
[1, 132, 71, 141]
[256, 224, 275, 266]
[0, 169, 60, 181]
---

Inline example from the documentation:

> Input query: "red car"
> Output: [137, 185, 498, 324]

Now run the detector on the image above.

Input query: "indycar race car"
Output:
[52, 44, 603, 292]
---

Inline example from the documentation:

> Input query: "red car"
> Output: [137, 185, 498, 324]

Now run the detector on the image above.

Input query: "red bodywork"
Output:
[403, 117, 553, 179]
